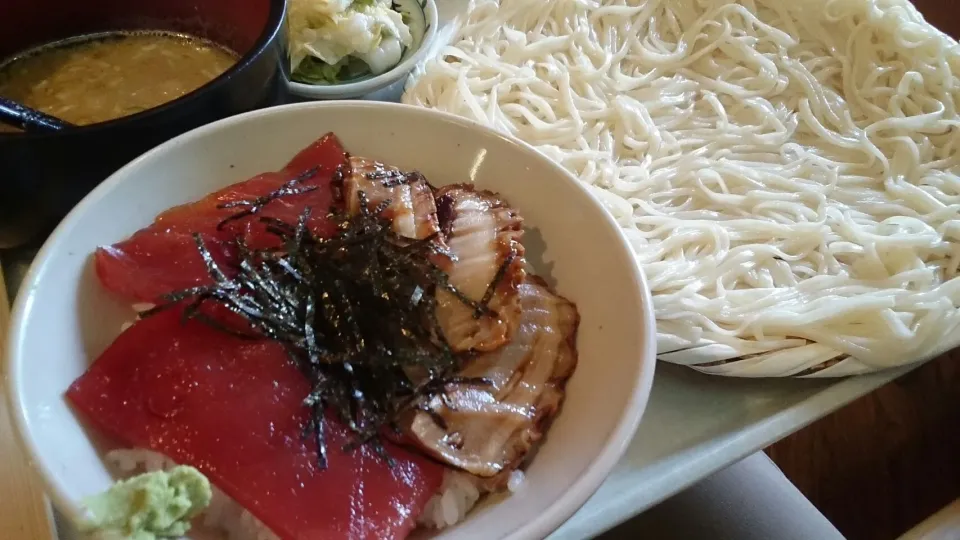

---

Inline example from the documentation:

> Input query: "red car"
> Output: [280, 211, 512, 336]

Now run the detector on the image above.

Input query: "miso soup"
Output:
[0, 31, 239, 131]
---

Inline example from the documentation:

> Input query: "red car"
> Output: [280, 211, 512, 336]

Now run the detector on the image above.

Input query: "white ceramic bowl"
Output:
[5, 102, 656, 540]
[287, 0, 439, 100]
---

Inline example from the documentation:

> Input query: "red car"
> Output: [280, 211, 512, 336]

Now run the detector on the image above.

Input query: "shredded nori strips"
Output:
[216, 166, 321, 231]
[143, 180, 492, 468]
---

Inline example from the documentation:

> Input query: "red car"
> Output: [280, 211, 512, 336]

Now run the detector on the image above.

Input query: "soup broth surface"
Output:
[0, 31, 239, 129]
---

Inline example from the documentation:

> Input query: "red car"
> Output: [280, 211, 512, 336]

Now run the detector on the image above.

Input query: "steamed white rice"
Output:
[103, 448, 524, 538]
[107, 449, 278, 540]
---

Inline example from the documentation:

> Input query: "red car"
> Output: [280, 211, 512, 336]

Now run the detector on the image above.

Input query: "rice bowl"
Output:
[5, 102, 656, 540]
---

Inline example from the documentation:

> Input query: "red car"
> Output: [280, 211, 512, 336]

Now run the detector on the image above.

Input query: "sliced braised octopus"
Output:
[404, 277, 580, 483]
[433, 185, 526, 353]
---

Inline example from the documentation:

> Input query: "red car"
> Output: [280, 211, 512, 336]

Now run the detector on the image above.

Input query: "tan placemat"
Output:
[0, 266, 57, 538]
[899, 498, 960, 540]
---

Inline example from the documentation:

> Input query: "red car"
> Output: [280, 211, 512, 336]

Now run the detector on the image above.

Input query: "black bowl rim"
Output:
[0, 0, 288, 141]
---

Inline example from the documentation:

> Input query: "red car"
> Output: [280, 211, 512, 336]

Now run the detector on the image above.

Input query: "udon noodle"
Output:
[403, 0, 960, 374]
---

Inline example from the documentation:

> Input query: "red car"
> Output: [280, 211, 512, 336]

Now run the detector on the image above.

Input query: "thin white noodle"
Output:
[404, 0, 960, 371]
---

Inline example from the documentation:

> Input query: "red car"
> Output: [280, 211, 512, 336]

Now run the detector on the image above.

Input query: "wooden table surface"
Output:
[0, 266, 57, 539]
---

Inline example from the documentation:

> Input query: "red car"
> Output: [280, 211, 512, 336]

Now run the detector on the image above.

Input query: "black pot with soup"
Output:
[0, 0, 289, 248]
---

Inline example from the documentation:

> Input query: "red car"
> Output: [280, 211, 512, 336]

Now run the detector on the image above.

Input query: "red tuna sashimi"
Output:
[67, 308, 445, 540]
[95, 232, 238, 303]
[95, 133, 348, 303]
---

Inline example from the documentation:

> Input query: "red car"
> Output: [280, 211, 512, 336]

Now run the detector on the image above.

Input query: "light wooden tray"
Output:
[0, 266, 57, 538]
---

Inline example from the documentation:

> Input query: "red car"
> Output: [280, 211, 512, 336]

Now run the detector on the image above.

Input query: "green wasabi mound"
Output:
[81, 465, 212, 540]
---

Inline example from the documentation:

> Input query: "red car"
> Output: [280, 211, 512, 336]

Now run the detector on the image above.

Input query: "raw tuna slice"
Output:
[95, 133, 348, 303]
[94, 232, 237, 304]
[66, 308, 444, 540]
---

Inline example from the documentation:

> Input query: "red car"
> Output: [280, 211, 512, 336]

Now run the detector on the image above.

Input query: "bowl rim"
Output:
[3, 101, 657, 540]
[0, 0, 288, 142]
[286, 0, 440, 99]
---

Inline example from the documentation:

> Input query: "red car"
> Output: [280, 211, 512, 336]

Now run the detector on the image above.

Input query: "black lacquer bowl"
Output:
[0, 0, 289, 248]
